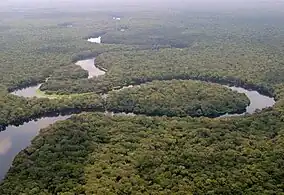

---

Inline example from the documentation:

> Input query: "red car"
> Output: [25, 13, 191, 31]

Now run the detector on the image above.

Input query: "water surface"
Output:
[5, 73, 276, 183]
[10, 58, 106, 97]
[0, 115, 71, 180]
[87, 36, 101, 43]
[229, 86, 275, 114]
[75, 58, 105, 78]
[11, 84, 42, 98]
[4, 31, 277, 185]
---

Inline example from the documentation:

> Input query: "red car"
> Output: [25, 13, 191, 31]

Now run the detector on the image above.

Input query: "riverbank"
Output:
[8, 55, 276, 121]
[0, 115, 71, 180]
[1, 35, 277, 184]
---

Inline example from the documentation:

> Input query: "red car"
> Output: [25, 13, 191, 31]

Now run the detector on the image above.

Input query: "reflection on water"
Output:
[0, 115, 70, 181]
[229, 86, 275, 114]
[75, 58, 106, 78]
[0, 137, 12, 155]
[10, 84, 42, 98]
[4, 30, 278, 185]
[87, 36, 101, 43]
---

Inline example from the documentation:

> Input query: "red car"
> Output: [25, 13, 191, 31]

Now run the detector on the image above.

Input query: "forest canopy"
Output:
[1, 5, 284, 195]
[106, 80, 250, 117]
[1, 112, 284, 194]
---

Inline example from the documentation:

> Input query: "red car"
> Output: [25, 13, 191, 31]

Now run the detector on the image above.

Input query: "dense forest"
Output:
[1, 112, 284, 194]
[106, 80, 250, 117]
[1, 3, 284, 195]
[0, 93, 104, 130]
[41, 41, 283, 96]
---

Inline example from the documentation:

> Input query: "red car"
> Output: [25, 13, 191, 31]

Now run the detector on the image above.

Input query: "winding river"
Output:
[10, 57, 276, 114]
[10, 57, 104, 96]
[0, 36, 276, 181]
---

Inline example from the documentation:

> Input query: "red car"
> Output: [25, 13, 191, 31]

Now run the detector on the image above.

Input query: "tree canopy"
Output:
[106, 80, 250, 117]
[1, 112, 284, 194]
[1, 6, 284, 195]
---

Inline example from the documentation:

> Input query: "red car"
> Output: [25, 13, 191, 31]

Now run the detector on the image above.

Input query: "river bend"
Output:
[2, 36, 276, 182]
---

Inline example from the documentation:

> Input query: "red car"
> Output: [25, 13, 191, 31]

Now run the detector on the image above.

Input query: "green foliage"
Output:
[42, 41, 281, 96]
[0, 10, 132, 91]
[0, 93, 104, 129]
[49, 64, 89, 81]
[1, 113, 284, 194]
[1, 6, 284, 195]
[106, 80, 250, 117]
[0, 117, 97, 194]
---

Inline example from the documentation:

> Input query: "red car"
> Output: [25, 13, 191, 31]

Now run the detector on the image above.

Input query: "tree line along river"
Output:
[0, 36, 276, 181]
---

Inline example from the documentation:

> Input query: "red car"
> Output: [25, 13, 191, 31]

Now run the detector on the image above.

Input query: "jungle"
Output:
[1, 0, 284, 194]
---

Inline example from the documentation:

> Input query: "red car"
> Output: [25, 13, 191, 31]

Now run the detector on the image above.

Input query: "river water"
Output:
[0, 115, 70, 180]
[87, 36, 101, 43]
[229, 86, 275, 114]
[0, 56, 110, 181]
[75, 58, 105, 78]
[10, 84, 42, 98]
[1, 42, 276, 182]
[10, 57, 104, 96]
[9, 57, 276, 115]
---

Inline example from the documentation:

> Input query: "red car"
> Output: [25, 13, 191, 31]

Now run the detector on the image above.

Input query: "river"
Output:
[10, 83, 42, 98]
[10, 57, 276, 115]
[228, 86, 275, 114]
[87, 36, 101, 44]
[10, 57, 103, 96]
[2, 38, 276, 182]
[1, 54, 107, 181]
[0, 115, 70, 180]
[75, 58, 105, 78]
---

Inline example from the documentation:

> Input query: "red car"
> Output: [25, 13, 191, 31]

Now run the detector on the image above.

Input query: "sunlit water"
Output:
[75, 58, 105, 78]
[87, 36, 101, 43]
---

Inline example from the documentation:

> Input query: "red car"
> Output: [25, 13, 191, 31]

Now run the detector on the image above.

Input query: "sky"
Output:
[1, 0, 284, 11]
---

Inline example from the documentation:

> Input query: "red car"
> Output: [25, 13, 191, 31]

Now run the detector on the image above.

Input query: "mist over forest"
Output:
[1, 0, 284, 194]
[1, 0, 284, 12]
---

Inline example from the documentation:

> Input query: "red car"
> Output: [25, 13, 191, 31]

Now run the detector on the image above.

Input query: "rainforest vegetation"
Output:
[1, 2, 284, 194]
[41, 41, 283, 96]
[106, 80, 250, 117]
[2, 112, 284, 194]
[0, 93, 104, 130]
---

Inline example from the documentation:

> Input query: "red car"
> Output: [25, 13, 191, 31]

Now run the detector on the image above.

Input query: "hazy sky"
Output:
[1, 0, 284, 11]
